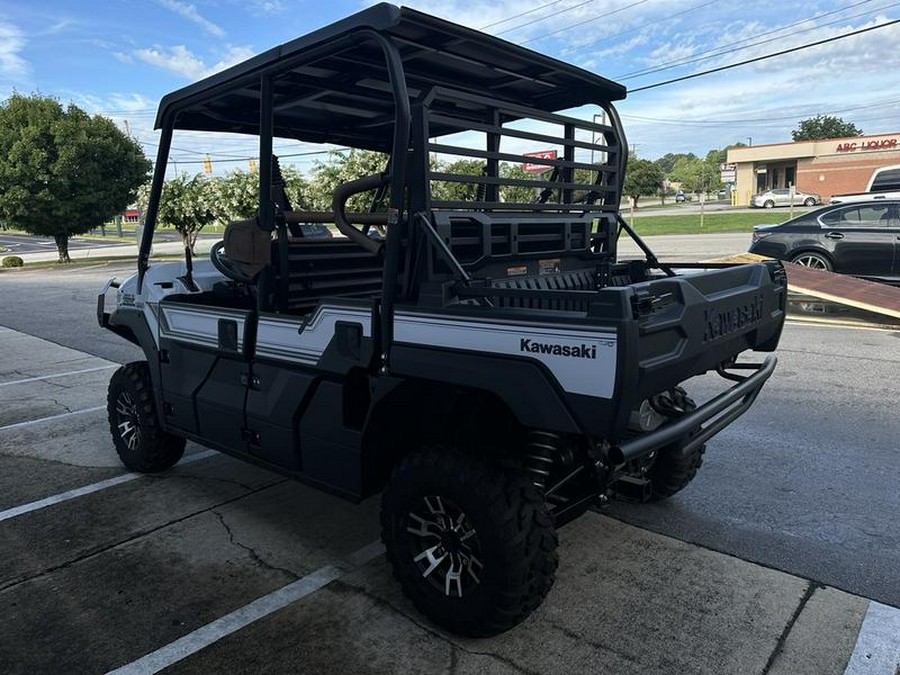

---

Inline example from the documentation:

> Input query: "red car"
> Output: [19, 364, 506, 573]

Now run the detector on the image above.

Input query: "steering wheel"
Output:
[210, 240, 255, 284]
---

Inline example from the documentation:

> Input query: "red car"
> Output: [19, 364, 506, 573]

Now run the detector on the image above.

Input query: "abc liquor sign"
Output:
[835, 138, 898, 153]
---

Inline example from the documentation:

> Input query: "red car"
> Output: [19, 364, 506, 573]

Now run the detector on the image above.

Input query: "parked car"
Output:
[751, 188, 821, 208]
[674, 190, 692, 202]
[749, 201, 900, 281]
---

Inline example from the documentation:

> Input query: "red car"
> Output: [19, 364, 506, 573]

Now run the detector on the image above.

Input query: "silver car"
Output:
[751, 188, 821, 208]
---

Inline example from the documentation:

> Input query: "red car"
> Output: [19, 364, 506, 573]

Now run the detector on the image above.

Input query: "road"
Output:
[0, 232, 133, 256]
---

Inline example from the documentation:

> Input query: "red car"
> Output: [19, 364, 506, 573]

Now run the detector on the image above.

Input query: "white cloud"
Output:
[0, 20, 29, 80]
[245, 0, 285, 15]
[136, 44, 208, 80]
[135, 44, 256, 81]
[158, 0, 226, 37]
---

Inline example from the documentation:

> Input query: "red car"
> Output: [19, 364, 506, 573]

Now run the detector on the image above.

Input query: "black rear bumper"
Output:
[610, 354, 777, 464]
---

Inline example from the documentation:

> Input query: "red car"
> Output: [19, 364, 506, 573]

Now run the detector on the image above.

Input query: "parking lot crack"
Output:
[47, 397, 73, 413]
[543, 618, 641, 666]
[760, 580, 819, 675]
[165, 473, 267, 492]
[212, 510, 299, 581]
[0, 481, 282, 594]
[329, 579, 540, 675]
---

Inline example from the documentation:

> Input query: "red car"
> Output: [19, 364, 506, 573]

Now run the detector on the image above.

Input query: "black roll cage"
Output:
[137, 3, 634, 356]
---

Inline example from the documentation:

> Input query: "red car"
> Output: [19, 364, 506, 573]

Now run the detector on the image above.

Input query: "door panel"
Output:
[818, 204, 896, 276]
[157, 299, 253, 452]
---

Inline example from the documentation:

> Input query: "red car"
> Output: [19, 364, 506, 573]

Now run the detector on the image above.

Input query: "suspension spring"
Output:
[524, 430, 562, 491]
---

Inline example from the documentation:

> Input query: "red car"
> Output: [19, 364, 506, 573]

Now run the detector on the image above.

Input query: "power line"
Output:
[479, 0, 571, 30]
[496, 0, 597, 36]
[620, 0, 881, 80]
[560, 0, 721, 55]
[621, 96, 900, 125]
[521, 0, 651, 44]
[630, 18, 900, 93]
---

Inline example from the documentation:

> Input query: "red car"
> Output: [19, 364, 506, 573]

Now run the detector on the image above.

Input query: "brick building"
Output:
[727, 132, 900, 206]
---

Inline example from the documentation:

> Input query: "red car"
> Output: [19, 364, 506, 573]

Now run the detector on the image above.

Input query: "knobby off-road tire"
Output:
[645, 437, 706, 501]
[381, 446, 558, 636]
[107, 362, 185, 472]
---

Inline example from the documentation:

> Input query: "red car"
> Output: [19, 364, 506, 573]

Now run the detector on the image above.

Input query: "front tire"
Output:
[763, 200, 775, 208]
[381, 446, 558, 636]
[803, 197, 816, 207]
[108, 362, 185, 472]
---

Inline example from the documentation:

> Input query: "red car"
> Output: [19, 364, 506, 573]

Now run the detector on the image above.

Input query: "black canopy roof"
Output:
[155, 3, 627, 151]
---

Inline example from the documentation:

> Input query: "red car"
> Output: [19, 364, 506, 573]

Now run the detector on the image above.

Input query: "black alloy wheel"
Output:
[107, 362, 186, 472]
[381, 446, 558, 636]
[791, 251, 832, 272]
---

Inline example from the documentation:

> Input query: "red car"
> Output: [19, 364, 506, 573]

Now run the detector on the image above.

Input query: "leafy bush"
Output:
[2, 255, 24, 267]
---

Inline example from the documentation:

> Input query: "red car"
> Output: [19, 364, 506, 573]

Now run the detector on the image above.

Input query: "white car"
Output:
[751, 188, 821, 208]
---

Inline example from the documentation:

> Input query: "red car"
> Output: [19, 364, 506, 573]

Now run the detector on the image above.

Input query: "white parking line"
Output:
[0, 364, 117, 387]
[106, 540, 385, 675]
[0, 405, 106, 432]
[844, 601, 900, 674]
[0, 449, 219, 523]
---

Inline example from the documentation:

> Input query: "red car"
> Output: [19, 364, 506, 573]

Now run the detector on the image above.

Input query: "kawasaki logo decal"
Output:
[703, 296, 763, 342]
[520, 338, 597, 359]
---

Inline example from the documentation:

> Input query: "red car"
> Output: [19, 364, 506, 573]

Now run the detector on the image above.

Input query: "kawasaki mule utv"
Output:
[98, 3, 786, 636]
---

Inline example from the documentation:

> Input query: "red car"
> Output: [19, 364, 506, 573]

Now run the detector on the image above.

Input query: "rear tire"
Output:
[803, 197, 816, 207]
[108, 362, 185, 472]
[791, 251, 832, 271]
[646, 438, 706, 501]
[381, 446, 558, 636]
[763, 200, 775, 208]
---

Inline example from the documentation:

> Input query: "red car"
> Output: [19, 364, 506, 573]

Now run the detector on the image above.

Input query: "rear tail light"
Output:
[751, 230, 771, 243]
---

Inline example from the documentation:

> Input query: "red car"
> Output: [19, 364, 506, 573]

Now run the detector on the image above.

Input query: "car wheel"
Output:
[763, 200, 775, 209]
[381, 446, 558, 636]
[790, 251, 833, 272]
[107, 362, 186, 472]
[803, 197, 816, 207]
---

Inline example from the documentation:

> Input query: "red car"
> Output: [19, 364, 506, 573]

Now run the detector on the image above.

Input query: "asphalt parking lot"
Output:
[1, 319, 898, 673]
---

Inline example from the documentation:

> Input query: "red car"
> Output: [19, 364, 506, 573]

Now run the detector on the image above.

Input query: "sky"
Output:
[1, 0, 899, 175]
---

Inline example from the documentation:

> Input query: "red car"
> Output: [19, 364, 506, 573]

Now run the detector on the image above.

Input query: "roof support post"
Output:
[258, 74, 275, 233]
[137, 122, 173, 293]
[358, 29, 410, 371]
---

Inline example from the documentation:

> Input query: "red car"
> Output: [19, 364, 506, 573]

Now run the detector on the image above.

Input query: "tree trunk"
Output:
[181, 230, 194, 255]
[54, 234, 71, 263]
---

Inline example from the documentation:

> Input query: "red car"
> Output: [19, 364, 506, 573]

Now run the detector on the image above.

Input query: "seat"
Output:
[222, 218, 271, 279]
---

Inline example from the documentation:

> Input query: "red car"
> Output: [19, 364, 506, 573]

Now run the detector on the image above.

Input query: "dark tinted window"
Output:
[870, 168, 900, 192]
[820, 204, 892, 228]
[773, 189, 790, 195]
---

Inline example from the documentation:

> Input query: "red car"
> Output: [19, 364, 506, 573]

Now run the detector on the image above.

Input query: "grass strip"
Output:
[625, 211, 791, 236]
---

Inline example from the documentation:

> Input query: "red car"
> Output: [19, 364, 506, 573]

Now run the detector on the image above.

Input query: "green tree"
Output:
[623, 158, 664, 208]
[0, 93, 151, 262]
[500, 162, 538, 204]
[432, 159, 485, 203]
[154, 173, 219, 252]
[654, 152, 697, 175]
[791, 115, 862, 142]
[216, 169, 259, 221]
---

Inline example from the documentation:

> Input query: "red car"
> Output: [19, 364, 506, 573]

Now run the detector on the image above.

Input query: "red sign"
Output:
[523, 150, 557, 173]
[836, 138, 898, 153]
